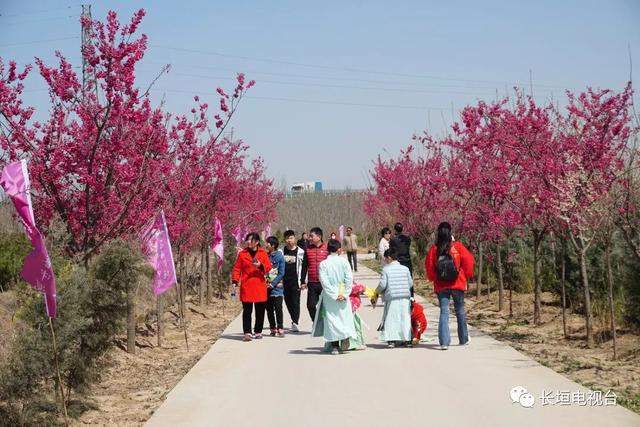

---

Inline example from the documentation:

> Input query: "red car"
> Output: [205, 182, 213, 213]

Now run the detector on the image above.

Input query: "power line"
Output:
[150, 44, 571, 90]
[142, 60, 557, 93]
[2, 15, 74, 27]
[151, 88, 449, 111]
[0, 6, 73, 18]
[0, 36, 79, 48]
[136, 68, 499, 97]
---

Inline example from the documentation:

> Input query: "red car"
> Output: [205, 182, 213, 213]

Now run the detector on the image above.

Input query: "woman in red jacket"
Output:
[425, 222, 474, 350]
[232, 232, 272, 341]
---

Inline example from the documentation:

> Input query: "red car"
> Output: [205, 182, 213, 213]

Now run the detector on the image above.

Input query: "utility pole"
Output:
[81, 4, 92, 92]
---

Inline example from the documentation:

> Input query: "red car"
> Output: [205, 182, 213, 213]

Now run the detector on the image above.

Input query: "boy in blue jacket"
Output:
[266, 236, 286, 337]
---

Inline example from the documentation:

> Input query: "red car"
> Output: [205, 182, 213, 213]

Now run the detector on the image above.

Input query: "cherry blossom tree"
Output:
[552, 84, 633, 348]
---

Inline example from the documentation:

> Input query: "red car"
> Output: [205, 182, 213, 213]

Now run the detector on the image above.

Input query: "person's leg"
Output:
[275, 296, 284, 330]
[283, 283, 294, 321]
[352, 251, 358, 271]
[346, 251, 353, 270]
[266, 296, 276, 332]
[452, 290, 469, 345]
[242, 302, 253, 334]
[254, 302, 266, 334]
[437, 290, 451, 347]
[291, 286, 300, 325]
[284, 282, 300, 325]
[307, 282, 321, 321]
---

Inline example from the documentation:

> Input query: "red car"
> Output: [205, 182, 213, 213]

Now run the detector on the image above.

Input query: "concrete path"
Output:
[147, 261, 640, 427]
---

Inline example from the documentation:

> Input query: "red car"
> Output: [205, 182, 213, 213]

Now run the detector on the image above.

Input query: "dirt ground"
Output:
[73, 295, 240, 426]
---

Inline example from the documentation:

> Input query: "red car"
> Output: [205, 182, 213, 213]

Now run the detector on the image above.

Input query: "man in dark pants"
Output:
[343, 226, 358, 272]
[300, 227, 328, 321]
[389, 222, 414, 296]
[282, 230, 304, 332]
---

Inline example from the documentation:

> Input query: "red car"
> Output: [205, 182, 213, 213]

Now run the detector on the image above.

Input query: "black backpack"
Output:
[436, 247, 459, 282]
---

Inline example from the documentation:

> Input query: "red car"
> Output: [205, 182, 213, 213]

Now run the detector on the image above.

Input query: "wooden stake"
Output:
[49, 317, 68, 426]
[157, 293, 164, 347]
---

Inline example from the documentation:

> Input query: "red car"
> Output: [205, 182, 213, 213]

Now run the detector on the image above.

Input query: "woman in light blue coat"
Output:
[374, 247, 412, 347]
[311, 239, 355, 354]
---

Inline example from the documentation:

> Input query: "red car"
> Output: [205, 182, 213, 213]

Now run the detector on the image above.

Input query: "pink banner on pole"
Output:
[339, 224, 345, 242]
[232, 225, 247, 253]
[0, 160, 57, 317]
[140, 210, 177, 295]
[264, 223, 272, 239]
[211, 217, 224, 273]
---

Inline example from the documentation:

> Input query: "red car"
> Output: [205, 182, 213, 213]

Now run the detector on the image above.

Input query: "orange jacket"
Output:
[232, 247, 272, 303]
[425, 241, 475, 293]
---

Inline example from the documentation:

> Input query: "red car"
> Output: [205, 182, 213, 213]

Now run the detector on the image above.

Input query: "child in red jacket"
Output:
[410, 299, 427, 346]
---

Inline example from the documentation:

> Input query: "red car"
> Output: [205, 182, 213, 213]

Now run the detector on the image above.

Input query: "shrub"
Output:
[0, 232, 31, 292]
[0, 239, 149, 424]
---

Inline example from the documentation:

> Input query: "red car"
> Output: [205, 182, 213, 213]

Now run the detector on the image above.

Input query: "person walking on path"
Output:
[232, 232, 272, 341]
[297, 232, 309, 250]
[265, 236, 286, 337]
[300, 227, 329, 321]
[389, 222, 413, 277]
[378, 227, 391, 267]
[373, 248, 413, 348]
[343, 226, 358, 272]
[312, 239, 355, 355]
[282, 229, 304, 332]
[425, 222, 475, 350]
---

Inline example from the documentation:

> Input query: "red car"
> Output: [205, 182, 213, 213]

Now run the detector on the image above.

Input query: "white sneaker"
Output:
[331, 348, 340, 355]
[291, 323, 299, 332]
[440, 345, 449, 350]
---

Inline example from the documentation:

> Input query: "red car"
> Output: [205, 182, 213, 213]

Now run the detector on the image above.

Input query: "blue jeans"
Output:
[437, 289, 468, 346]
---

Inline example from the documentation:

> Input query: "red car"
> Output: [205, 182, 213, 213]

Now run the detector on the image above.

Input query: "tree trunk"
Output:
[126, 282, 136, 354]
[533, 229, 543, 326]
[157, 293, 164, 347]
[476, 241, 484, 298]
[487, 258, 492, 296]
[561, 240, 568, 339]
[199, 244, 206, 305]
[496, 243, 504, 312]
[549, 231, 557, 277]
[205, 244, 212, 303]
[578, 248, 594, 348]
[605, 241, 618, 360]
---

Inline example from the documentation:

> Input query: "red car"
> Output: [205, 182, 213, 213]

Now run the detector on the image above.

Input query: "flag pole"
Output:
[49, 317, 69, 426]
[157, 293, 164, 347]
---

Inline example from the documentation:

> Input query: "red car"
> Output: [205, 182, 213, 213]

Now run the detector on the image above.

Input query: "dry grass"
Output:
[72, 295, 240, 426]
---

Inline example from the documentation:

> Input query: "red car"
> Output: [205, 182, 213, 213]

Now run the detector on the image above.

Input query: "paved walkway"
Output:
[147, 260, 639, 427]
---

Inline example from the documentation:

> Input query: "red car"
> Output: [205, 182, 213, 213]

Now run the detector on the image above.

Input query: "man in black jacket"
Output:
[389, 222, 413, 276]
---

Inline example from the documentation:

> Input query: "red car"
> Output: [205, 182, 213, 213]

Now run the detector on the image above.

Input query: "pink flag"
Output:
[232, 226, 244, 253]
[211, 217, 224, 273]
[140, 210, 177, 295]
[339, 224, 345, 242]
[264, 223, 272, 239]
[0, 160, 57, 317]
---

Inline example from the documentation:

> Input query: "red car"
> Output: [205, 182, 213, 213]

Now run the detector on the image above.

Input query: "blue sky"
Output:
[1, 0, 639, 189]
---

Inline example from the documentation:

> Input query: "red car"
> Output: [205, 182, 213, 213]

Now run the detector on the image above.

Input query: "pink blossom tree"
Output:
[1, 10, 169, 261]
[552, 84, 633, 347]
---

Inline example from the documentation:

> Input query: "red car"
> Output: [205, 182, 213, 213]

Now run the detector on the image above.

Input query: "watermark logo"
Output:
[510, 386, 535, 408]
[510, 386, 617, 408]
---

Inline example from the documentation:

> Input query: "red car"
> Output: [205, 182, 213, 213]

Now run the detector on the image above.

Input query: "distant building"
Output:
[290, 181, 323, 193]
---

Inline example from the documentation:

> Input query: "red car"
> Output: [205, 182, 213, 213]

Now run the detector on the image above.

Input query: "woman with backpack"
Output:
[425, 222, 474, 350]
